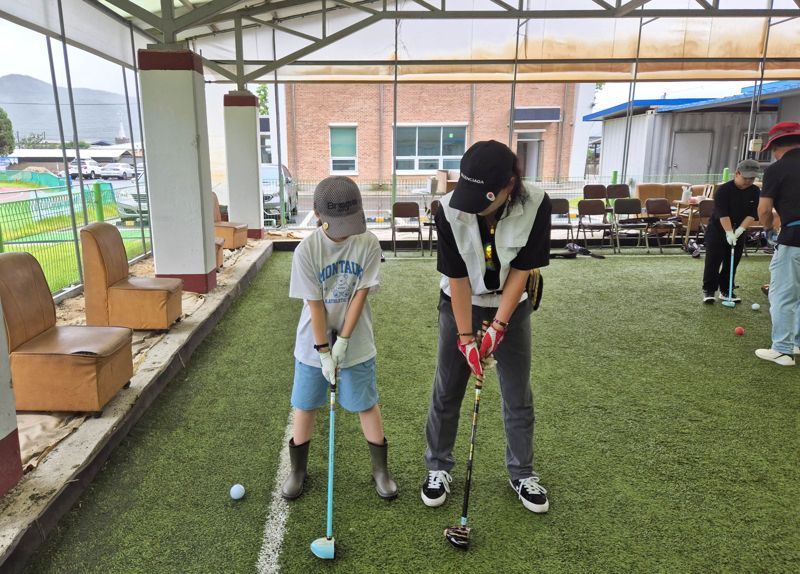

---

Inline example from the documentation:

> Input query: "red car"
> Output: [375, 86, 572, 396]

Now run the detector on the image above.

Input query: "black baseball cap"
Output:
[450, 140, 515, 214]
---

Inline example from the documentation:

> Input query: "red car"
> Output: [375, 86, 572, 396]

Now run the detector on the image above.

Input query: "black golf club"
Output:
[445, 320, 491, 550]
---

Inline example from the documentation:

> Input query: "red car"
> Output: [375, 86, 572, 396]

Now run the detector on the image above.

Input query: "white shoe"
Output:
[755, 349, 796, 366]
[794, 346, 800, 355]
[420, 470, 452, 507]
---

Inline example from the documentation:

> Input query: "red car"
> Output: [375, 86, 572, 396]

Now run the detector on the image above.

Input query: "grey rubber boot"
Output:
[281, 439, 309, 500]
[368, 438, 398, 499]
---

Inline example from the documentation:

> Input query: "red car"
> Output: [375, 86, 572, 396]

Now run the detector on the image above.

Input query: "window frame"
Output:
[394, 124, 468, 174]
[329, 124, 358, 175]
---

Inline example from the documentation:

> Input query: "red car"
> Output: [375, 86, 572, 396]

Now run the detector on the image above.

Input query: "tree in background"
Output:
[0, 107, 15, 156]
[256, 84, 269, 116]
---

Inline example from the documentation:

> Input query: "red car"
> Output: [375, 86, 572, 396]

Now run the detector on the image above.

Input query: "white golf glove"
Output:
[734, 226, 746, 239]
[319, 351, 336, 384]
[331, 335, 349, 366]
[725, 230, 736, 246]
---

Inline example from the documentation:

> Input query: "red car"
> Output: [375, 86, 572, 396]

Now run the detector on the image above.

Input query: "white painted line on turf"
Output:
[256, 412, 294, 574]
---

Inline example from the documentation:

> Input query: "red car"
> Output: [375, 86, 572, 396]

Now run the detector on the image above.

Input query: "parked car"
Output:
[100, 163, 133, 180]
[115, 173, 149, 223]
[68, 159, 101, 179]
[261, 164, 297, 224]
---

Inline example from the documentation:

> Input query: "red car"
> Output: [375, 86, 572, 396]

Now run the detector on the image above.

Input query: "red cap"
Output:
[762, 121, 800, 151]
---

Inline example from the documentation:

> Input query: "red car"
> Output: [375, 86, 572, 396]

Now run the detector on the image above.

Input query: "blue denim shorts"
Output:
[291, 357, 378, 413]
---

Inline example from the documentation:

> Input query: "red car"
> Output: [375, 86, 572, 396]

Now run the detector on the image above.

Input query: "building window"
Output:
[330, 126, 357, 173]
[395, 125, 466, 172]
[260, 134, 272, 164]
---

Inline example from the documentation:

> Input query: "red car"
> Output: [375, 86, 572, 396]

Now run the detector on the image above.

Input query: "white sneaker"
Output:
[755, 349, 796, 366]
[794, 346, 800, 355]
[420, 470, 452, 507]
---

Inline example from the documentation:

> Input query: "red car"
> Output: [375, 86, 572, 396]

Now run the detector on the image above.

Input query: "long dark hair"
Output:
[502, 152, 528, 213]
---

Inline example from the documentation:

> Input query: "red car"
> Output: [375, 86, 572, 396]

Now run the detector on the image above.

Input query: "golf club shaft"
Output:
[326, 330, 338, 540]
[458, 320, 490, 527]
[728, 248, 735, 303]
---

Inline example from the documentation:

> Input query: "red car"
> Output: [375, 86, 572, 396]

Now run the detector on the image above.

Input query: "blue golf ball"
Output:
[230, 484, 245, 500]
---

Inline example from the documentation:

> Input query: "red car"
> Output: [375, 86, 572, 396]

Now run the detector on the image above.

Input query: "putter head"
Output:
[311, 536, 335, 560]
[444, 526, 471, 550]
[722, 300, 737, 308]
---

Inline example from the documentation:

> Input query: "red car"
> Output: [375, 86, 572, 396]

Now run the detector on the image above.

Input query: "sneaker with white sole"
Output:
[755, 349, 796, 366]
[509, 477, 549, 513]
[794, 346, 800, 355]
[719, 291, 742, 303]
[421, 470, 452, 507]
[702, 291, 715, 304]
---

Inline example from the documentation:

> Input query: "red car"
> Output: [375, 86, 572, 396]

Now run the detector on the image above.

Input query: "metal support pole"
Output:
[122, 65, 147, 253]
[46, 35, 83, 284]
[235, 16, 245, 91]
[745, 0, 773, 160]
[57, 0, 89, 226]
[272, 29, 286, 227]
[621, 12, 645, 183]
[391, 19, 399, 208]
[129, 23, 151, 255]
[507, 19, 521, 148]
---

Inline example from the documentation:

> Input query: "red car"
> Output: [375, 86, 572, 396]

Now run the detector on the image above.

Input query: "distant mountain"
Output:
[0, 74, 140, 144]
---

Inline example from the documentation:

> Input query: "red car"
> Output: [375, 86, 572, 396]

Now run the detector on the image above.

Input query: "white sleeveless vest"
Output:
[439, 183, 546, 307]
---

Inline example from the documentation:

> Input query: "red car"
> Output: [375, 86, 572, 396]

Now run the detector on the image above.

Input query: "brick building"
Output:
[282, 83, 578, 184]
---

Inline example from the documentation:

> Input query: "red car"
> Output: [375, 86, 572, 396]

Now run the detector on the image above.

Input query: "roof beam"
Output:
[243, 14, 381, 82]
[615, 0, 651, 17]
[245, 16, 320, 42]
[408, 0, 441, 10]
[590, 0, 614, 9]
[202, 58, 237, 81]
[177, 0, 220, 33]
[173, 0, 245, 32]
[331, 0, 380, 15]
[695, 0, 712, 9]
[488, 0, 517, 11]
[102, 0, 163, 30]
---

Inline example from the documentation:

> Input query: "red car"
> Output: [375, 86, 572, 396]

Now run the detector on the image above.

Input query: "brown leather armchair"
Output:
[81, 223, 183, 330]
[212, 192, 247, 249]
[0, 252, 133, 413]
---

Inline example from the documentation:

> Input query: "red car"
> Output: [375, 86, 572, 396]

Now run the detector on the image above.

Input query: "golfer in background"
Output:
[420, 140, 552, 513]
[701, 159, 761, 304]
[755, 121, 800, 367]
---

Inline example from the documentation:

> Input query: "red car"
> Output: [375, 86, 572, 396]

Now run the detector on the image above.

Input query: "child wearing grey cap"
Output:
[281, 176, 397, 501]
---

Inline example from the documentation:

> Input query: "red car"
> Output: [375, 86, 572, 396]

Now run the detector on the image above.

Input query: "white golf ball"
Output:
[230, 484, 245, 500]
[751, 303, 761, 311]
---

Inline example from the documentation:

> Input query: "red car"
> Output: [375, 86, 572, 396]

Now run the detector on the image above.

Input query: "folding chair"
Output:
[582, 184, 607, 200]
[550, 198, 574, 242]
[644, 198, 681, 253]
[392, 201, 424, 256]
[577, 199, 614, 251]
[613, 198, 649, 253]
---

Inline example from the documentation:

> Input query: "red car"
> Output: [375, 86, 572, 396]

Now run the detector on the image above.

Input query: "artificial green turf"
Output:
[23, 251, 799, 574]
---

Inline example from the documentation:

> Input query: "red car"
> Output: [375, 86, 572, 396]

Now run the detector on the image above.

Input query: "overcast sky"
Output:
[0, 16, 756, 109]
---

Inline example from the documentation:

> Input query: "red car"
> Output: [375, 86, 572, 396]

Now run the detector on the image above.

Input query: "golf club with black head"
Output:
[444, 320, 492, 550]
[311, 330, 338, 560]
[722, 250, 736, 308]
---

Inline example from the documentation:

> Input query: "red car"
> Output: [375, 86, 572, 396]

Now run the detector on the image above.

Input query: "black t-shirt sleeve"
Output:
[435, 207, 469, 278]
[510, 194, 552, 270]
[760, 164, 782, 200]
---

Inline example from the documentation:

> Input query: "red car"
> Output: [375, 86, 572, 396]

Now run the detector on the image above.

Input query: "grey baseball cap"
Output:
[736, 159, 761, 178]
[313, 176, 366, 238]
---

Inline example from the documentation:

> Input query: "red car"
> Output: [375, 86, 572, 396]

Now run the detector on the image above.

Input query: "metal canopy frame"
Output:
[91, 0, 800, 83]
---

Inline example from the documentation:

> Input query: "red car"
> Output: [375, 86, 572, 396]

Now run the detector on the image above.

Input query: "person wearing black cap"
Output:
[701, 159, 762, 304]
[755, 121, 800, 367]
[420, 140, 552, 513]
[282, 176, 398, 500]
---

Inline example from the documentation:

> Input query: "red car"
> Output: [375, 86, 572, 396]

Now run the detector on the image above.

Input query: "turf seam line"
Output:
[256, 411, 294, 574]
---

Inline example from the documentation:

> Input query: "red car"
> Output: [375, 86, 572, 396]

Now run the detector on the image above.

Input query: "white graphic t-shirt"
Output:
[290, 227, 381, 369]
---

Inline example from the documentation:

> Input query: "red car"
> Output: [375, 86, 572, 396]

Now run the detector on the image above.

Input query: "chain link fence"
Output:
[0, 172, 151, 295]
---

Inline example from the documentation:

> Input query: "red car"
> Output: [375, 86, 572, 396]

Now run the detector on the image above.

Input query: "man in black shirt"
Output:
[755, 121, 800, 367]
[701, 159, 761, 304]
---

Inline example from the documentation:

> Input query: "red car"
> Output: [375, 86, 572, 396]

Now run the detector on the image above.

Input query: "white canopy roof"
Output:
[2, 0, 799, 82]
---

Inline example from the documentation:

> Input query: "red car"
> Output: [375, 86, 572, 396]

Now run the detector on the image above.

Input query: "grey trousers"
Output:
[424, 294, 537, 481]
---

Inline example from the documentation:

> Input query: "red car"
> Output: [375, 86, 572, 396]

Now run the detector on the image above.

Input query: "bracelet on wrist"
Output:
[313, 342, 330, 351]
[456, 331, 474, 337]
[492, 317, 509, 329]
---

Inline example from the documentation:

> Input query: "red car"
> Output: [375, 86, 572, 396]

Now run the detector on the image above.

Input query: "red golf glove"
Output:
[480, 324, 505, 359]
[457, 338, 483, 377]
